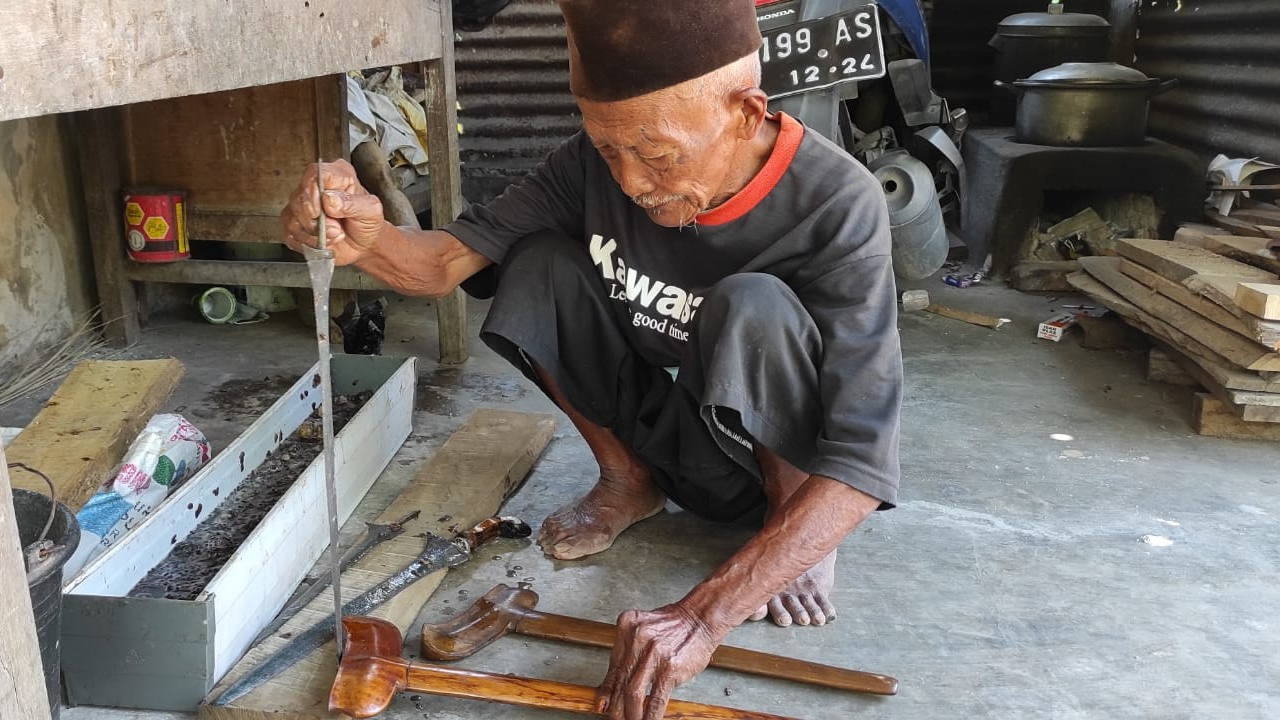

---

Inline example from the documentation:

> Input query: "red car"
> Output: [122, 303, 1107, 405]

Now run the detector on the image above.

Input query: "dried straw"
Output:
[0, 309, 116, 408]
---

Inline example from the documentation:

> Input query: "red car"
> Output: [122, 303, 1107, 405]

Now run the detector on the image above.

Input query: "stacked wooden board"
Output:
[1066, 234, 1280, 440]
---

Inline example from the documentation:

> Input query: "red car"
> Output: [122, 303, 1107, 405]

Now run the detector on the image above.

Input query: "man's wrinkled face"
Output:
[579, 93, 740, 228]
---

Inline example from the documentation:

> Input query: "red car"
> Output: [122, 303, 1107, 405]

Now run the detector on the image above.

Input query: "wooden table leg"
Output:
[424, 0, 469, 365]
[76, 107, 140, 347]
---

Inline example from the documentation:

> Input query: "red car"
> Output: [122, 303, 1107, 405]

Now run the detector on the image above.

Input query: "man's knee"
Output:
[697, 273, 812, 337]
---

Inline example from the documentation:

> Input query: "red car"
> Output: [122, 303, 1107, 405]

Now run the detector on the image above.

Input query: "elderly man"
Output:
[282, 0, 901, 716]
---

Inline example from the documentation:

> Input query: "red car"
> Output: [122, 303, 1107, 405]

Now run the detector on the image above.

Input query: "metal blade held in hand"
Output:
[304, 160, 344, 657]
[210, 516, 531, 709]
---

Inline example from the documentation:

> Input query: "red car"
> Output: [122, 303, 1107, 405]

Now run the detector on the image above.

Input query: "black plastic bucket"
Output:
[13, 488, 81, 720]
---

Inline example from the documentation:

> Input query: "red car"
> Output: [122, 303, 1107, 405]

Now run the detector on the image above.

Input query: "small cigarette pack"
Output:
[1037, 312, 1080, 342]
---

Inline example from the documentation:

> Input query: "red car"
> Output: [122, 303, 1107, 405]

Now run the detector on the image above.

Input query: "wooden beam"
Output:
[1192, 393, 1280, 440]
[1161, 346, 1280, 420]
[1224, 204, 1280, 229]
[0, 449, 54, 720]
[1204, 209, 1272, 238]
[1067, 270, 1280, 393]
[1079, 257, 1280, 372]
[1116, 239, 1276, 285]
[200, 409, 556, 720]
[6, 360, 183, 511]
[188, 213, 282, 244]
[1147, 349, 1199, 387]
[76, 106, 140, 347]
[1237, 283, 1280, 321]
[1175, 230, 1280, 276]
[125, 260, 390, 291]
[423, 0, 469, 366]
[1119, 260, 1280, 350]
[0, 2, 442, 122]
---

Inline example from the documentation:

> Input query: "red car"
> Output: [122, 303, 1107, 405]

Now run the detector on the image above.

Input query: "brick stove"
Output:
[959, 127, 1206, 275]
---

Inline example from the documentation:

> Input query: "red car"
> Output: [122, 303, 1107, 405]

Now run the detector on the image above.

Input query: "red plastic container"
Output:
[123, 190, 189, 262]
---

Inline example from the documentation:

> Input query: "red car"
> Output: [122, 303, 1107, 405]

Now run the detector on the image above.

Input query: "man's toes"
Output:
[782, 596, 810, 626]
[748, 605, 769, 622]
[768, 597, 793, 627]
[816, 594, 838, 622]
[545, 528, 615, 560]
[801, 595, 827, 625]
[537, 518, 567, 544]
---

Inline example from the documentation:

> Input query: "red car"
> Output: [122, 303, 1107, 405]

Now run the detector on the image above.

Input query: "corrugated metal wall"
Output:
[1132, 0, 1280, 163]
[455, 0, 579, 202]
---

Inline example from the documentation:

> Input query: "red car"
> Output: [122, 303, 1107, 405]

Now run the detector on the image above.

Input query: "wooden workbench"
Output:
[0, 1, 469, 363]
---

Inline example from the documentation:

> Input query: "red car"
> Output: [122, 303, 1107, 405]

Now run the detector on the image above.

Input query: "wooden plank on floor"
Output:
[1161, 346, 1280, 421]
[1079, 257, 1280, 372]
[1175, 229, 1280, 275]
[1116, 239, 1277, 285]
[6, 359, 183, 510]
[1236, 283, 1280, 321]
[199, 409, 556, 720]
[1067, 271, 1280, 393]
[1119, 260, 1280, 349]
[1192, 393, 1280, 441]
[1148, 349, 1199, 387]
[1224, 204, 1280, 229]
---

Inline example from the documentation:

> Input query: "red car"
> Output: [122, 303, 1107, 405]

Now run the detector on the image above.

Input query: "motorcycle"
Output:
[755, 0, 968, 280]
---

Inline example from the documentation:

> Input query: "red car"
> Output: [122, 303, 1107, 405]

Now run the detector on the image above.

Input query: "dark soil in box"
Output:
[130, 392, 371, 600]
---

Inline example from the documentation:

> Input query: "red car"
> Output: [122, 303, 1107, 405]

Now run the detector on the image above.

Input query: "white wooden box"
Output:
[60, 354, 416, 711]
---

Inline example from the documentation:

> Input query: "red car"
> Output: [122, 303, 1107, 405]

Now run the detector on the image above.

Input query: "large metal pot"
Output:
[996, 62, 1177, 147]
[988, 2, 1112, 124]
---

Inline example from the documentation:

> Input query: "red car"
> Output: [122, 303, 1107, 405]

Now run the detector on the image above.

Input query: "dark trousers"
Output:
[478, 231, 825, 525]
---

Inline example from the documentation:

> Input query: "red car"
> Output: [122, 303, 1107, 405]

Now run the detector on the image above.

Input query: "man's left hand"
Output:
[597, 603, 721, 720]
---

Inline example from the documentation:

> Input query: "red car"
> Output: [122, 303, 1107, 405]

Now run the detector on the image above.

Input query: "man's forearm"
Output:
[354, 222, 491, 297]
[679, 475, 880, 639]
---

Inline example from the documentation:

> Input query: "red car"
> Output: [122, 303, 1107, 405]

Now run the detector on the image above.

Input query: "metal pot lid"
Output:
[1017, 62, 1160, 88]
[996, 4, 1111, 37]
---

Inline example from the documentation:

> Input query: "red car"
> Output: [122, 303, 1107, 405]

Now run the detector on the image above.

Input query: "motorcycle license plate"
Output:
[758, 5, 886, 99]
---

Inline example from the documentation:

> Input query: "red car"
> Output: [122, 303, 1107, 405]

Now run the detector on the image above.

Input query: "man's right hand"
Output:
[280, 160, 389, 266]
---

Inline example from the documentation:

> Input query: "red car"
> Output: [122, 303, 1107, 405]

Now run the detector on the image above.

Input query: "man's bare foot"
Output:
[747, 550, 838, 627]
[538, 473, 667, 560]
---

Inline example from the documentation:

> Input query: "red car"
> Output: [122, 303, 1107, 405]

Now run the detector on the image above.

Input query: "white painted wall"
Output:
[0, 115, 95, 374]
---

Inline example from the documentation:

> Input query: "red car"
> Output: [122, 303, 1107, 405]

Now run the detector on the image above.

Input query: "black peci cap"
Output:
[559, 0, 764, 101]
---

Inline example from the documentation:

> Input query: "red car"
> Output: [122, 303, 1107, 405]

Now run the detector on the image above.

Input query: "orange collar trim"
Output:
[695, 112, 804, 227]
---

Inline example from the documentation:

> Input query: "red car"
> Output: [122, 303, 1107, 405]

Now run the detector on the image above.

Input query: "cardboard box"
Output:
[1037, 312, 1080, 342]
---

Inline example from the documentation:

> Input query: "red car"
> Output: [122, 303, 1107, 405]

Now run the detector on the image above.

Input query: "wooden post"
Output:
[76, 106, 140, 347]
[0, 446, 55, 720]
[424, 0, 470, 365]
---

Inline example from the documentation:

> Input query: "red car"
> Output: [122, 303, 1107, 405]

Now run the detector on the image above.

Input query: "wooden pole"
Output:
[0, 445, 54, 720]
[423, 0, 470, 365]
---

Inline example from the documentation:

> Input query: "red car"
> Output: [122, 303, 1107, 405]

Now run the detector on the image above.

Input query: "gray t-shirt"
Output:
[445, 113, 902, 505]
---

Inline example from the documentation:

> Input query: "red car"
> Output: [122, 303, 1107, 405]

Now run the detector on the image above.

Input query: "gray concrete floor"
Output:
[14, 282, 1275, 720]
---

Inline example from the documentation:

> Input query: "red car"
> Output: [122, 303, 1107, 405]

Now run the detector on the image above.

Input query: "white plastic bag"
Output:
[64, 414, 211, 580]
